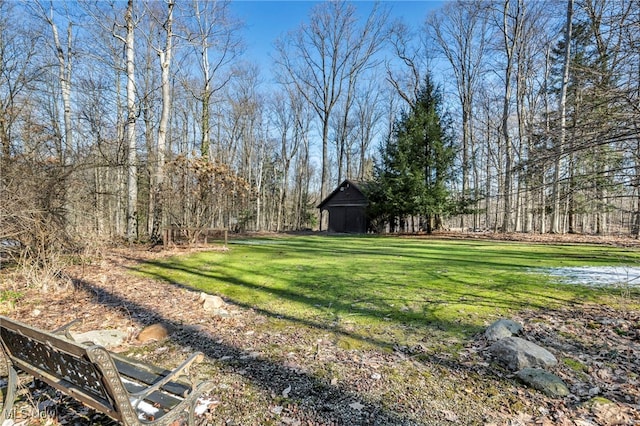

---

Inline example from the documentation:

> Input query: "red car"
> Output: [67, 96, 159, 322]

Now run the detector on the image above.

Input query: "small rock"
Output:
[213, 308, 231, 318]
[31, 309, 41, 317]
[516, 367, 569, 397]
[371, 372, 382, 380]
[136, 323, 172, 343]
[199, 293, 225, 312]
[485, 319, 523, 341]
[489, 337, 557, 371]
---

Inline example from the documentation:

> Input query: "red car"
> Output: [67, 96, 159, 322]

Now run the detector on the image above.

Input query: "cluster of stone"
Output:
[485, 319, 569, 398]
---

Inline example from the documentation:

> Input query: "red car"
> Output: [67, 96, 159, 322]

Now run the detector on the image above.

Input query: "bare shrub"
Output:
[1, 156, 78, 291]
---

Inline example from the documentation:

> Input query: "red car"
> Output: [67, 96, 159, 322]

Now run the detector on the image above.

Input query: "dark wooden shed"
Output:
[317, 179, 369, 233]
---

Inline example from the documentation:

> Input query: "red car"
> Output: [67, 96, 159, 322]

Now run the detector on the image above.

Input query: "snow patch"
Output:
[544, 266, 640, 287]
[130, 398, 161, 420]
[231, 239, 280, 245]
[195, 397, 217, 415]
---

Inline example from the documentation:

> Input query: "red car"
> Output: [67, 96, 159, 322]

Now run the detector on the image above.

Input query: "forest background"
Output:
[2, 0, 640, 268]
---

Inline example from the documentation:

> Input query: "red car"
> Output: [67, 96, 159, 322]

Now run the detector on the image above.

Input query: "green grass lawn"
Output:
[136, 236, 640, 353]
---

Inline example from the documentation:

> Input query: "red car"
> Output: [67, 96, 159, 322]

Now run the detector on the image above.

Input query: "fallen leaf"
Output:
[442, 410, 458, 422]
[282, 385, 291, 398]
[349, 402, 364, 411]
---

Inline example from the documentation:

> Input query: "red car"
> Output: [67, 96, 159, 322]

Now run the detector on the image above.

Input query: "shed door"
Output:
[328, 207, 345, 233]
[344, 207, 366, 233]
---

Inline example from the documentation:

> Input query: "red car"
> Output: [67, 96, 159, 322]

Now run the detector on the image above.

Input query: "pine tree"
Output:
[368, 73, 455, 233]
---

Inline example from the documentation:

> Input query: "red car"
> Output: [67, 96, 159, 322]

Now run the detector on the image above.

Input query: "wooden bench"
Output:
[0, 316, 214, 425]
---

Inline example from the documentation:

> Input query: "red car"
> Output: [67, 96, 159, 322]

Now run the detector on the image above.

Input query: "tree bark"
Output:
[500, 0, 517, 233]
[47, 7, 73, 164]
[124, 0, 138, 242]
[551, 0, 573, 234]
[150, 0, 174, 243]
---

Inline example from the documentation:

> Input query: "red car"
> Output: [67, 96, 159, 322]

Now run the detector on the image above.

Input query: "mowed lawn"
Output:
[136, 235, 640, 352]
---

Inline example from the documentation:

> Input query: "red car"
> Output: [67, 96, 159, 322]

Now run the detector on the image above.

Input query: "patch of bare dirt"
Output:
[1, 242, 639, 425]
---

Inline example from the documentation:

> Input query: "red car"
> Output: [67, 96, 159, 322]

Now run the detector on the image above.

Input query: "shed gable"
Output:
[318, 180, 367, 209]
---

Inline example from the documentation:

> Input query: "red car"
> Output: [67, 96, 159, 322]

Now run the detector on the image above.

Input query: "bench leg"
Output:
[0, 365, 18, 422]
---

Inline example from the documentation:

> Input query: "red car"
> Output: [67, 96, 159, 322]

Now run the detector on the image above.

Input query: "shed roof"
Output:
[317, 179, 368, 210]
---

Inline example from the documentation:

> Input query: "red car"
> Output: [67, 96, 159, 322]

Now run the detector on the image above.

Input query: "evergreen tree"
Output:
[368, 73, 455, 233]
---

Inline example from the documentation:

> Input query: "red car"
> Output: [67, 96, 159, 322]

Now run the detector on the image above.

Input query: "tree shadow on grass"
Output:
[132, 255, 576, 347]
[70, 277, 431, 425]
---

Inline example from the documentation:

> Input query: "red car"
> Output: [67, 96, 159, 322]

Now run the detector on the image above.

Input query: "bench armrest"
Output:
[51, 319, 82, 340]
[129, 351, 205, 409]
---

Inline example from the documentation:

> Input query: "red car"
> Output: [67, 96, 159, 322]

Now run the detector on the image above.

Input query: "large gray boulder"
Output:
[516, 367, 569, 397]
[489, 336, 558, 371]
[485, 319, 523, 341]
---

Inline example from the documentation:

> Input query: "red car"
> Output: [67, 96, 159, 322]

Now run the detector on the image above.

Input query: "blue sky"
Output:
[229, 1, 445, 80]
[227, 1, 447, 167]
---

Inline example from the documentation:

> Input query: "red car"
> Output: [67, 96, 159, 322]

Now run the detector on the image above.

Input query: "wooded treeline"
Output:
[1, 0, 640, 262]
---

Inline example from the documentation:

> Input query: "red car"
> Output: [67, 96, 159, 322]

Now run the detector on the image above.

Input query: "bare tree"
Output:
[33, 1, 74, 164]
[354, 78, 384, 180]
[427, 0, 489, 229]
[495, 0, 525, 233]
[112, 0, 139, 242]
[185, 0, 242, 158]
[144, 0, 174, 243]
[551, 0, 573, 234]
[275, 1, 388, 229]
[270, 86, 310, 231]
[0, 2, 40, 162]
[386, 20, 426, 109]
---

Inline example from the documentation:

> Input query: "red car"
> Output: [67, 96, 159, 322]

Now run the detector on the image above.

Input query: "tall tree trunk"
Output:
[124, 0, 138, 242]
[320, 116, 330, 230]
[500, 0, 516, 233]
[551, 0, 573, 234]
[201, 59, 211, 157]
[151, 0, 174, 243]
[48, 9, 73, 164]
[635, 146, 640, 238]
[428, 1, 487, 230]
[484, 106, 493, 230]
